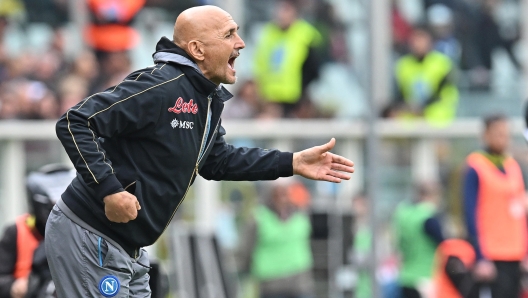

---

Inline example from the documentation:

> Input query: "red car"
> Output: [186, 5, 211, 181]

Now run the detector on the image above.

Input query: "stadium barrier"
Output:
[0, 118, 524, 230]
[0, 118, 524, 297]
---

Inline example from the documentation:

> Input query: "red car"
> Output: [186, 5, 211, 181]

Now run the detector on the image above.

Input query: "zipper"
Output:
[196, 120, 220, 165]
[124, 181, 136, 191]
[158, 95, 213, 238]
[197, 95, 212, 160]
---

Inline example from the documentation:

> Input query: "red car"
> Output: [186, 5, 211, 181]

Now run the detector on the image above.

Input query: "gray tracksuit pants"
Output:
[45, 203, 151, 297]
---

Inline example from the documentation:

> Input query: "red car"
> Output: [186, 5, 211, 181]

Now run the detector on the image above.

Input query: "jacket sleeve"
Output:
[463, 166, 484, 260]
[199, 124, 293, 181]
[423, 216, 444, 246]
[0, 224, 17, 298]
[56, 71, 178, 200]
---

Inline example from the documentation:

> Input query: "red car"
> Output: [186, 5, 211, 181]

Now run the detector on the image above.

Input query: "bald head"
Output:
[171, 5, 245, 85]
[173, 5, 233, 48]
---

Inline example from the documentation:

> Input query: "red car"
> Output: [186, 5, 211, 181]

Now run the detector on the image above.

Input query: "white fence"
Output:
[0, 118, 524, 231]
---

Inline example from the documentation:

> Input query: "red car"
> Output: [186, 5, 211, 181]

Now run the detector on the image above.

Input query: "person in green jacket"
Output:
[394, 181, 445, 298]
[253, 0, 322, 118]
[239, 179, 314, 298]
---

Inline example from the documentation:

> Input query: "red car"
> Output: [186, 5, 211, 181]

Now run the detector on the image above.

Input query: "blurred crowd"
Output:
[0, 0, 138, 120]
[384, 0, 522, 125]
[0, 0, 522, 122]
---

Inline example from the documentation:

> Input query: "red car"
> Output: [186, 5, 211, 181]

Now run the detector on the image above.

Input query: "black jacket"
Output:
[0, 224, 17, 298]
[56, 37, 293, 257]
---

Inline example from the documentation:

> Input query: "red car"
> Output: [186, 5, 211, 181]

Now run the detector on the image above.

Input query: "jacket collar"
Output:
[152, 37, 232, 102]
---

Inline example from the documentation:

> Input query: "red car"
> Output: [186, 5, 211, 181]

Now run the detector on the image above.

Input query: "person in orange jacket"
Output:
[463, 114, 527, 297]
[85, 0, 145, 54]
[433, 239, 477, 298]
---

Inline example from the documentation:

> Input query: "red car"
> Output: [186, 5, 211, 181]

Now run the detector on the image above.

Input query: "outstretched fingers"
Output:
[331, 154, 354, 167]
[329, 169, 351, 180]
[322, 174, 342, 183]
[331, 163, 354, 173]
[320, 167, 352, 182]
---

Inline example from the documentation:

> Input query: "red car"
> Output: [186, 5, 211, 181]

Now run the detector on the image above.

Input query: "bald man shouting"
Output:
[47, 5, 354, 297]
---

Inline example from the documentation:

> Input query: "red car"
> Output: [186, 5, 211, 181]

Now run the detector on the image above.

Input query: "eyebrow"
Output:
[226, 26, 239, 34]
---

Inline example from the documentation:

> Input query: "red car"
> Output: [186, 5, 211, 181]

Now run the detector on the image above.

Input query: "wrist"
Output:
[93, 175, 123, 201]
[292, 152, 299, 175]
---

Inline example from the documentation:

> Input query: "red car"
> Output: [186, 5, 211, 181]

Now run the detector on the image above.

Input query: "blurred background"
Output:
[1, 0, 528, 297]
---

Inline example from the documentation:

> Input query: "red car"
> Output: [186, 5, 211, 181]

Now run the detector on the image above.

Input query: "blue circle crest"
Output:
[99, 275, 120, 297]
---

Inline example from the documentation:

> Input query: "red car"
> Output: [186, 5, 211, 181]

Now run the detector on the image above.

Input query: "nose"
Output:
[235, 34, 245, 50]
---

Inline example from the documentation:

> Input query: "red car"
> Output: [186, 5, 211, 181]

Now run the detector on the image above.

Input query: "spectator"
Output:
[433, 239, 477, 298]
[85, 0, 145, 92]
[394, 26, 459, 126]
[313, 1, 348, 64]
[27, 28, 69, 92]
[222, 80, 262, 119]
[22, 0, 68, 27]
[0, 164, 74, 298]
[351, 192, 372, 298]
[253, 0, 322, 117]
[28, 51, 62, 90]
[0, 1, 23, 19]
[471, 0, 521, 90]
[85, 0, 145, 55]
[19, 80, 56, 119]
[57, 75, 89, 115]
[34, 90, 59, 120]
[462, 114, 526, 298]
[69, 50, 99, 94]
[427, 4, 460, 63]
[95, 51, 132, 91]
[0, 83, 20, 119]
[392, 0, 413, 55]
[239, 178, 314, 298]
[394, 181, 444, 298]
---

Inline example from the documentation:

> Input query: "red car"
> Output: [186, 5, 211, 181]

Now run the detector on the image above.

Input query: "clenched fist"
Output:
[104, 191, 141, 223]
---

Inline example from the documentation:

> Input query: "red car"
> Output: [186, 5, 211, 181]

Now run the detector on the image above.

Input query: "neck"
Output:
[195, 62, 220, 86]
[413, 53, 427, 61]
[485, 147, 505, 156]
[269, 204, 292, 220]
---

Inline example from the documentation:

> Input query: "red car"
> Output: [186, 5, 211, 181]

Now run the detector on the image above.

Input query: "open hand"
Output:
[293, 138, 354, 183]
[104, 191, 141, 223]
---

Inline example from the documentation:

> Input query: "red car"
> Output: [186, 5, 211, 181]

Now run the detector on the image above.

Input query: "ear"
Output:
[187, 40, 205, 61]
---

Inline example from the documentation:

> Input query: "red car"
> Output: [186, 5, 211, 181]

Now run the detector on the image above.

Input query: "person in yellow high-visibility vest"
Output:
[254, 0, 322, 117]
[394, 26, 459, 126]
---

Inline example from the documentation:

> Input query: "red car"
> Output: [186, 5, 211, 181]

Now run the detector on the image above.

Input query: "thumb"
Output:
[135, 198, 141, 210]
[318, 138, 336, 153]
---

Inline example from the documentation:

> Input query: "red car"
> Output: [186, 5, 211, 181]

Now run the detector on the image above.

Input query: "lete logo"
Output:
[168, 97, 198, 114]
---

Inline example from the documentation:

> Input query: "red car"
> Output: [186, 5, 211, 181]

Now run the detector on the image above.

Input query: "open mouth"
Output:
[228, 53, 238, 71]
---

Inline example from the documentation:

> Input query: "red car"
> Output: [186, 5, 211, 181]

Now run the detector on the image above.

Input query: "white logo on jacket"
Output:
[171, 119, 194, 129]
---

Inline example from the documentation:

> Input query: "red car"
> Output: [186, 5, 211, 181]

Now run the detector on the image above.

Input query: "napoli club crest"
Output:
[99, 275, 120, 297]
